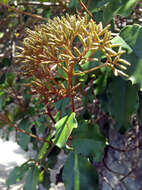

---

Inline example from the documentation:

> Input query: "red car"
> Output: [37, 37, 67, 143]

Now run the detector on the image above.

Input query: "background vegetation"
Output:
[0, 0, 142, 189]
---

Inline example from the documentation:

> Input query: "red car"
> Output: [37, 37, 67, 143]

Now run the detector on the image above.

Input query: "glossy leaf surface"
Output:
[52, 112, 78, 148]
[112, 24, 142, 89]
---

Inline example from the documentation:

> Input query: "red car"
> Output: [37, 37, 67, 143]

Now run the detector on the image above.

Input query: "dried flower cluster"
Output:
[16, 14, 130, 110]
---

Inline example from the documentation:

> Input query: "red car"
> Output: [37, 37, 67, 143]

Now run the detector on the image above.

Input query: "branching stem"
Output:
[0, 113, 52, 144]
[74, 63, 108, 76]
[45, 105, 56, 124]
[0, 2, 49, 21]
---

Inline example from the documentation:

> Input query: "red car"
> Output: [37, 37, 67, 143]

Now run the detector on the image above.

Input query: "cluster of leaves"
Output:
[0, 0, 142, 189]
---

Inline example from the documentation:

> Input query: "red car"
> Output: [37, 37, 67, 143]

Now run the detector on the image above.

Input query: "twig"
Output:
[21, 159, 36, 166]
[0, 2, 49, 21]
[56, 0, 69, 10]
[71, 96, 75, 112]
[79, 0, 95, 21]
[0, 113, 52, 144]
[103, 177, 114, 190]
[74, 63, 108, 76]
[95, 113, 105, 123]
[108, 143, 142, 152]
[10, 87, 25, 109]
[14, 1, 59, 7]
[45, 105, 56, 124]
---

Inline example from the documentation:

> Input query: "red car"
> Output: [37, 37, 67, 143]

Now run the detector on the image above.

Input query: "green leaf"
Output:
[57, 62, 68, 79]
[72, 120, 105, 142]
[103, 0, 122, 23]
[103, 0, 137, 23]
[94, 68, 110, 96]
[0, 91, 5, 111]
[62, 152, 98, 190]
[38, 170, 44, 183]
[72, 139, 105, 162]
[17, 118, 31, 151]
[72, 120, 106, 161]
[0, 73, 6, 84]
[6, 165, 29, 186]
[52, 112, 78, 148]
[107, 77, 139, 132]
[47, 146, 60, 168]
[38, 169, 51, 190]
[5, 110, 13, 121]
[82, 86, 95, 104]
[42, 170, 50, 190]
[6, 167, 21, 185]
[38, 133, 52, 160]
[54, 97, 70, 117]
[14, 106, 27, 121]
[0, 58, 11, 69]
[112, 24, 142, 89]
[34, 115, 46, 133]
[24, 166, 39, 190]
[120, 24, 142, 59]
[5, 72, 15, 87]
[87, 0, 109, 13]
[118, 0, 139, 17]
[69, 0, 80, 10]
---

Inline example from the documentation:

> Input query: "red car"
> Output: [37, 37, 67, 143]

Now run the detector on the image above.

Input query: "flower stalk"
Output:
[16, 14, 130, 107]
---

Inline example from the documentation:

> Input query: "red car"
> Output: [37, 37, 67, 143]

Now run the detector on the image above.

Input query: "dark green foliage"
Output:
[0, 58, 11, 69]
[108, 77, 139, 132]
[17, 118, 31, 151]
[0, 1, 142, 190]
[72, 120, 106, 161]
[103, 0, 139, 23]
[24, 166, 39, 190]
[6, 164, 29, 186]
[54, 97, 70, 117]
[112, 24, 142, 88]
[62, 152, 98, 190]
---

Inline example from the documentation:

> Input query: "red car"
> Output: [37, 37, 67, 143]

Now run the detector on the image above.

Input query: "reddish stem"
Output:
[71, 96, 75, 112]
[0, 113, 52, 144]
[46, 105, 56, 124]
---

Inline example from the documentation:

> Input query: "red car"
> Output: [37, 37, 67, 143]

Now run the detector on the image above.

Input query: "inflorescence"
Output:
[16, 14, 130, 107]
